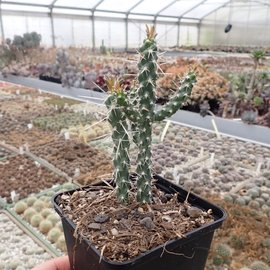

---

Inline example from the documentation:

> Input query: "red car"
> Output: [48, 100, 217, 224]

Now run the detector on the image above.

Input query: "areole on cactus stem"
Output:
[105, 25, 196, 204]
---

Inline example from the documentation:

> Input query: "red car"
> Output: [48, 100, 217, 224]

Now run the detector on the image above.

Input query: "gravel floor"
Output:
[0, 212, 53, 270]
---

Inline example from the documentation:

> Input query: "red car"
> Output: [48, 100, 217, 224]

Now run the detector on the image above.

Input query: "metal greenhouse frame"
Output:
[0, 0, 270, 48]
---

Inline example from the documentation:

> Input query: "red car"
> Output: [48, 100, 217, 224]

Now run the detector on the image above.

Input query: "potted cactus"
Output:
[53, 26, 226, 270]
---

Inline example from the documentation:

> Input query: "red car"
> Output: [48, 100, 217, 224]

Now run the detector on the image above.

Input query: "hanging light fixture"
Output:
[224, 0, 233, 33]
[224, 23, 232, 33]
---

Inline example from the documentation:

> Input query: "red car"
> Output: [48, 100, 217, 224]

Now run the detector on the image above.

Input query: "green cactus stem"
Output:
[135, 25, 158, 203]
[135, 26, 196, 203]
[105, 78, 130, 203]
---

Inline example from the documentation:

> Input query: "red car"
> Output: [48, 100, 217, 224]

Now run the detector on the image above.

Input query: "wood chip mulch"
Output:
[59, 181, 214, 262]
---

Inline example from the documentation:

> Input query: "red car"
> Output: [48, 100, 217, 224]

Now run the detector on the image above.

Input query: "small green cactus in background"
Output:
[263, 252, 270, 265]
[39, 220, 53, 234]
[212, 255, 223, 266]
[33, 200, 45, 212]
[23, 207, 37, 222]
[56, 235, 67, 252]
[14, 201, 27, 214]
[262, 238, 270, 248]
[30, 214, 43, 227]
[100, 39, 107, 55]
[216, 243, 232, 258]
[47, 213, 60, 226]
[230, 234, 246, 250]
[47, 228, 61, 243]
[41, 208, 53, 218]
[212, 243, 232, 266]
[250, 261, 270, 270]
[105, 25, 196, 204]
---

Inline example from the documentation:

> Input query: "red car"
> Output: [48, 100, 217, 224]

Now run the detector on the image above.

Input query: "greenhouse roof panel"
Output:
[1, 0, 268, 21]
[2, 0, 53, 4]
[54, 0, 101, 9]
[53, 7, 91, 15]
[97, 0, 139, 12]
[1, 3, 50, 12]
[183, 0, 230, 19]
[131, 0, 178, 15]
[159, 0, 207, 17]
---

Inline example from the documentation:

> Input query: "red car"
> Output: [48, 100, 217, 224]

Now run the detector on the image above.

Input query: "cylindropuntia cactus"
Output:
[105, 25, 196, 204]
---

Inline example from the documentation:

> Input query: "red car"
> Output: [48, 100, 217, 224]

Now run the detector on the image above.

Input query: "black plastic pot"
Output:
[53, 175, 226, 270]
[39, 75, 61, 84]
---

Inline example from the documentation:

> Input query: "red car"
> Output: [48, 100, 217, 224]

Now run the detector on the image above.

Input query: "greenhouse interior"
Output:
[0, 0, 270, 269]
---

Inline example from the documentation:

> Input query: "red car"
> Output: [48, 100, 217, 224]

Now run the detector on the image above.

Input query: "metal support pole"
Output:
[154, 18, 157, 30]
[90, 0, 104, 52]
[125, 15, 128, 52]
[177, 19, 180, 47]
[50, 10, 55, 47]
[265, 5, 270, 46]
[245, 0, 251, 46]
[197, 22, 201, 46]
[49, 0, 57, 47]
[92, 13, 95, 51]
[0, 1, 5, 42]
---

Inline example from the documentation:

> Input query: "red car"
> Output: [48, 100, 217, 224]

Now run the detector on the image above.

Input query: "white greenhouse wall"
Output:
[54, 17, 92, 47]
[95, 20, 125, 49]
[200, 4, 270, 47]
[179, 25, 198, 46]
[128, 22, 145, 49]
[2, 2, 270, 50]
[156, 24, 178, 48]
[3, 13, 52, 46]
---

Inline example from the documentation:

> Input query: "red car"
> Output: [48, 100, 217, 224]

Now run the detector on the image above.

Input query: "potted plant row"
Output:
[53, 26, 226, 270]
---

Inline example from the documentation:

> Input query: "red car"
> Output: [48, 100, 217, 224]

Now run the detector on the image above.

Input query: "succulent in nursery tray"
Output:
[84, 71, 98, 89]
[55, 49, 85, 88]
[38, 49, 84, 88]
[157, 59, 228, 103]
[105, 25, 196, 203]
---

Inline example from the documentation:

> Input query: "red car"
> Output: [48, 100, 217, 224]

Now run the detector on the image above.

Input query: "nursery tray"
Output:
[0, 155, 67, 203]
[6, 183, 79, 255]
[0, 147, 16, 161]
[0, 210, 55, 268]
[31, 139, 112, 178]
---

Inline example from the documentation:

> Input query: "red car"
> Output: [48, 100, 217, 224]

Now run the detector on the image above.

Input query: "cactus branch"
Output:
[154, 72, 196, 122]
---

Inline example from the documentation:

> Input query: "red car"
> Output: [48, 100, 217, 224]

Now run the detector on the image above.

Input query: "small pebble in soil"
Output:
[140, 217, 155, 230]
[111, 228, 119, 236]
[187, 207, 203, 218]
[162, 215, 172, 222]
[88, 223, 101, 230]
[94, 214, 110, 223]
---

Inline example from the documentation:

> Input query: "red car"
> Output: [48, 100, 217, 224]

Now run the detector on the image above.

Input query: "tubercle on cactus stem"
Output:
[105, 25, 196, 204]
